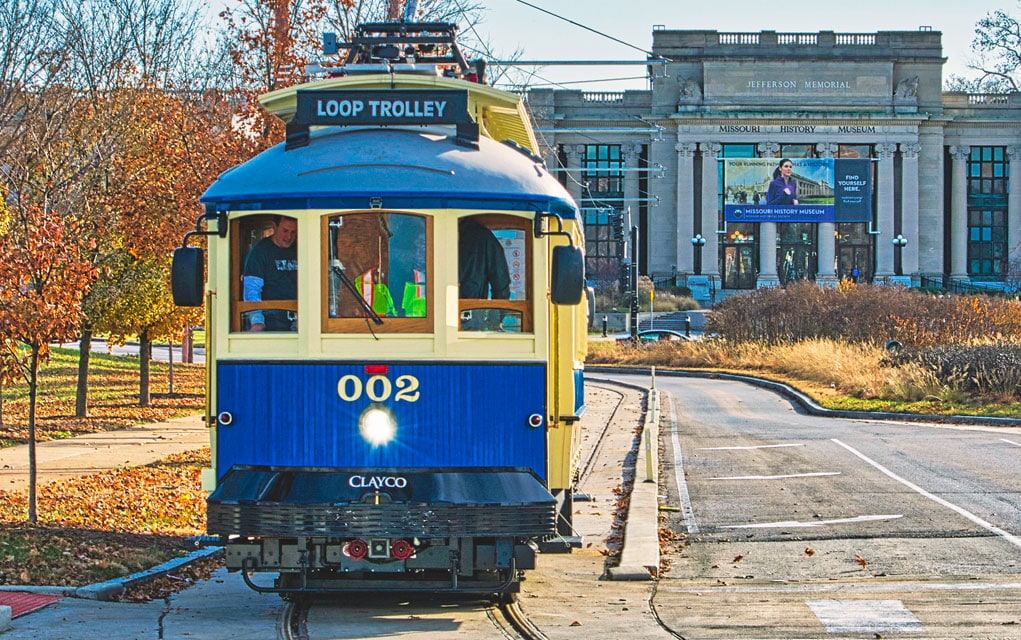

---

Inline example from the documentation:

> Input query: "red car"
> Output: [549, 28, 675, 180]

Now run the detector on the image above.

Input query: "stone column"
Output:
[564, 144, 585, 205]
[1008, 146, 1021, 271]
[949, 145, 970, 281]
[900, 143, 921, 279]
[699, 141, 721, 277]
[815, 142, 838, 285]
[675, 141, 697, 274]
[623, 143, 642, 219]
[874, 143, 897, 278]
[756, 142, 780, 286]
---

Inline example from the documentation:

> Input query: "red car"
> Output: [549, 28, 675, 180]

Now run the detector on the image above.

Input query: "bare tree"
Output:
[323, 0, 485, 43]
[947, 9, 1021, 92]
[0, 0, 64, 158]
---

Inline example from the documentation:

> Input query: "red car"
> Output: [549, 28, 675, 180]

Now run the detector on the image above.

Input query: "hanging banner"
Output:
[723, 158, 872, 223]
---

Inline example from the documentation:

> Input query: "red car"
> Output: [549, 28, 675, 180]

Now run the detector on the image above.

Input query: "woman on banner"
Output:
[766, 158, 799, 205]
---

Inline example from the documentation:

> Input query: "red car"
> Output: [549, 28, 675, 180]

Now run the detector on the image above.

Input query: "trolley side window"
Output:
[231, 215, 298, 333]
[458, 214, 531, 333]
[322, 212, 432, 334]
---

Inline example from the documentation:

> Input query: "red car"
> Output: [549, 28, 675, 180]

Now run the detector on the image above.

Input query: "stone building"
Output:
[527, 28, 1021, 303]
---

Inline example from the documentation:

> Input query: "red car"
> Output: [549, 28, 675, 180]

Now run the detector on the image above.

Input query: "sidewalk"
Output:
[0, 414, 208, 494]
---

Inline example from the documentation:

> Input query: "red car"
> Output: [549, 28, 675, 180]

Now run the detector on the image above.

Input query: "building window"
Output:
[583, 208, 623, 289]
[719, 144, 758, 289]
[967, 146, 1008, 279]
[580, 145, 626, 290]
[581, 144, 624, 200]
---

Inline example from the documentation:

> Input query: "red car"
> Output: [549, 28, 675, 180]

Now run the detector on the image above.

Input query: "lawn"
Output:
[0, 347, 211, 598]
[0, 347, 204, 447]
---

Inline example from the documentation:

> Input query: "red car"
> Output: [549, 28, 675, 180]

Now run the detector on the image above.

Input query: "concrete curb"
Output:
[75, 546, 224, 601]
[595, 375, 662, 581]
[0, 547, 223, 602]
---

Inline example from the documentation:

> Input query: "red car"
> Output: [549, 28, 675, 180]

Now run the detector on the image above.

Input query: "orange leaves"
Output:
[0, 449, 210, 534]
[0, 448, 210, 587]
[0, 206, 97, 350]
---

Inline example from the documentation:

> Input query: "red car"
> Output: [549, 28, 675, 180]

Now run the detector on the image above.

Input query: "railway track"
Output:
[274, 382, 635, 640]
[277, 594, 548, 640]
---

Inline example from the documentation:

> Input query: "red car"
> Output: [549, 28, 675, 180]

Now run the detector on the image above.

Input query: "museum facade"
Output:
[527, 28, 1021, 301]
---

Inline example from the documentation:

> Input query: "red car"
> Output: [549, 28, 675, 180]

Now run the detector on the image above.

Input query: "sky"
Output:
[469, 0, 1020, 90]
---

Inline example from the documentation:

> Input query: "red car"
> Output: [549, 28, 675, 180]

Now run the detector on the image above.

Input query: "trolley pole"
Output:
[629, 225, 640, 340]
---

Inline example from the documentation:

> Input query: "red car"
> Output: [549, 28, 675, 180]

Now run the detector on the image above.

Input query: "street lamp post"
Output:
[691, 234, 706, 275]
[892, 234, 908, 276]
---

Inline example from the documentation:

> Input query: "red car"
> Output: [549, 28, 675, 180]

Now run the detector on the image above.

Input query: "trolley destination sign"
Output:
[296, 89, 468, 125]
[287, 88, 479, 149]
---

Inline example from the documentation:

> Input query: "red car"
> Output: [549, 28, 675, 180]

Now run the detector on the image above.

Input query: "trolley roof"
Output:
[202, 74, 575, 218]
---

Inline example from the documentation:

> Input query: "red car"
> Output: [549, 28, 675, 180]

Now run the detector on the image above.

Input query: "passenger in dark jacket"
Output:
[458, 218, 510, 299]
[458, 218, 511, 331]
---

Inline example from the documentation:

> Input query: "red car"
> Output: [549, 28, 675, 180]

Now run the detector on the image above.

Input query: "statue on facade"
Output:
[679, 77, 702, 102]
[894, 75, 919, 99]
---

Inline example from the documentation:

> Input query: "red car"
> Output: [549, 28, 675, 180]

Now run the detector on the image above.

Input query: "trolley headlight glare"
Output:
[359, 404, 397, 446]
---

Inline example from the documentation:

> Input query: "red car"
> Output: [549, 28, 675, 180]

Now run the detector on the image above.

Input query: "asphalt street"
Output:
[54, 339, 205, 364]
[621, 371, 1021, 639]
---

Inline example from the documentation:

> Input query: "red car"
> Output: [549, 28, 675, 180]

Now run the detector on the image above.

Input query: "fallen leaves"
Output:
[0, 448, 210, 590]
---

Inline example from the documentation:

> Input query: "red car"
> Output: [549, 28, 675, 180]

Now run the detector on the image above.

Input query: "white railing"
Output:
[834, 33, 876, 46]
[582, 92, 624, 103]
[719, 33, 759, 45]
[968, 93, 1010, 106]
[778, 33, 818, 45]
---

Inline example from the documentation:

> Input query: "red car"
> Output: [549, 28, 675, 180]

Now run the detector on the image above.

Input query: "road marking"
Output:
[711, 472, 841, 481]
[667, 396, 700, 534]
[807, 599, 923, 634]
[662, 580, 1021, 594]
[1001, 438, 1021, 447]
[833, 438, 1021, 550]
[722, 514, 902, 529]
[699, 443, 806, 450]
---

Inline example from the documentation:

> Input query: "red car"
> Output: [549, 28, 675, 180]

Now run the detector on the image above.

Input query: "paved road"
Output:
[54, 339, 205, 364]
[619, 372, 1021, 639]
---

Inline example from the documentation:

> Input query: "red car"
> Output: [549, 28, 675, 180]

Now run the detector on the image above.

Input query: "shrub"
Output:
[706, 281, 1021, 346]
[883, 343, 1021, 403]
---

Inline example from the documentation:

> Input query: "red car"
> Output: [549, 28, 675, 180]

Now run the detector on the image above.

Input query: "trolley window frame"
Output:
[230, 214, 299, 334]
[458, 213, 533, 333]
[320, 211, 434, 334]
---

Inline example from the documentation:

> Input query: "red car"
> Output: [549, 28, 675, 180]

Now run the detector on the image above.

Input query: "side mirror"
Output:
[171, 246, 204, 307]
[550, 245, 585, 305]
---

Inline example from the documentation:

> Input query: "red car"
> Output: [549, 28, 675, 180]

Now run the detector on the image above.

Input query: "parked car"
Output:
[616, 329, 690, 346]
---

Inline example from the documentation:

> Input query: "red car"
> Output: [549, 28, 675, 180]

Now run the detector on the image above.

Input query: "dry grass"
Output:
[588, 336, 1021, 415]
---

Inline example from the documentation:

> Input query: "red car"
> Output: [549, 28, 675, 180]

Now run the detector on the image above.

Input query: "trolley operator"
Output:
[243, 215, 298, 331]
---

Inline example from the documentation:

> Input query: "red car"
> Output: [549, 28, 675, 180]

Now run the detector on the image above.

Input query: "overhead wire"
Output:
[511, 0, 665, 60]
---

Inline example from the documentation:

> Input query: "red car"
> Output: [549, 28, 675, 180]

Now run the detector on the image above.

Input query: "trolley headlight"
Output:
[359, 403, 397, 446]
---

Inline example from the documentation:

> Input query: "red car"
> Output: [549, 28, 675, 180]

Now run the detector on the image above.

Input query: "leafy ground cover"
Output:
[0, 347, 211, 598]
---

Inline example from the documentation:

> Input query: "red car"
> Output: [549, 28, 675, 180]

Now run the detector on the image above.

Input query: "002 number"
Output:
[337, 374, 420, 403]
